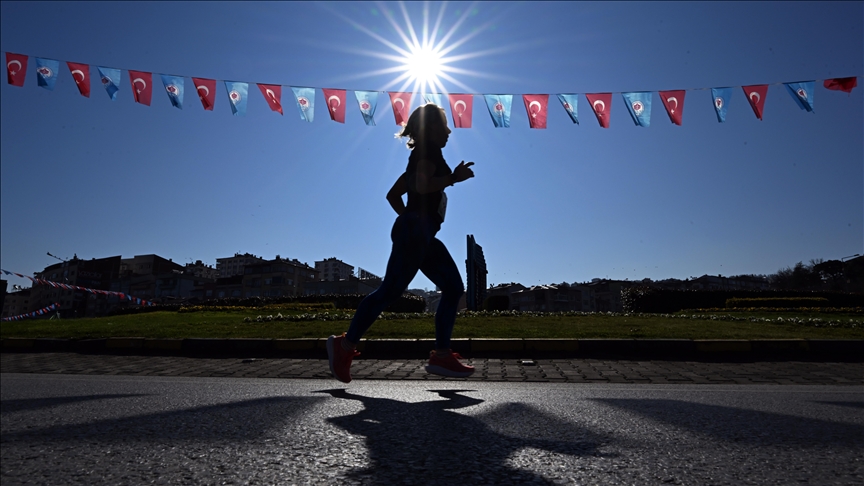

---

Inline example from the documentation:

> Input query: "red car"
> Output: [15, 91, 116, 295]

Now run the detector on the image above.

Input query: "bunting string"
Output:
[5, 51, 861, 128]
[1, 269, 154, 307]
[1, 302, 59, 322]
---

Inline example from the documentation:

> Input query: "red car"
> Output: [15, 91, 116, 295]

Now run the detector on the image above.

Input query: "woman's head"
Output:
[398, 103, 451, 149]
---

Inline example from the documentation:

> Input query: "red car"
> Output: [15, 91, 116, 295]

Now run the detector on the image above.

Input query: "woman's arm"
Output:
[387, 172, 408, 215]
[412, 159, 475, 194]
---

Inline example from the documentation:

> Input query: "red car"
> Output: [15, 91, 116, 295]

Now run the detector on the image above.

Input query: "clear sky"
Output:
[1, 1, 862, 293]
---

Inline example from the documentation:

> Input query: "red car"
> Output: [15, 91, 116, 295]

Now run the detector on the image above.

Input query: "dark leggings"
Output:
[345, 212, 464, 349]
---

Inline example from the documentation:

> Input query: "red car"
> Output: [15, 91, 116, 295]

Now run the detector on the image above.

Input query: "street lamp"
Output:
[841, 254, 861, 262]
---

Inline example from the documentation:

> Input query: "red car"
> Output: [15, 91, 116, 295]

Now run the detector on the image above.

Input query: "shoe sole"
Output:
[326, 335, 351, 383]
[425, 364, 475, 378]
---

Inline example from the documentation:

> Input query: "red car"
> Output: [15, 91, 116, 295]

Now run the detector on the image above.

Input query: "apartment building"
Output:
[216, 253, 266, 278]
[242, 257, 317, 298]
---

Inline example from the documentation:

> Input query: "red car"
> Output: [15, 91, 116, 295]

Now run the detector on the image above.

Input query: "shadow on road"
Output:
[596, 398, 864, 447]
[1, 394, 149, 414]
[315, 388, 607, 485]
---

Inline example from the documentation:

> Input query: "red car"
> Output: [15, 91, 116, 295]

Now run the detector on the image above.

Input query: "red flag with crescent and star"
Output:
[389, 92, 412, 125]
[257, 84, 283, 115]
[128, 70, 152, 106]
[742, 85, 768, 120]
[823, 77, 858, 94]
[448, 94, 473, 128]
[192, 77, 216, 111]
[66, 61, 90, 97]
[585, 93, 612, 128]
[5, 52, 28, 87]
[658, 90, 686, 126]
[522, 94, 549, 129]
[322, 88, 346, 123]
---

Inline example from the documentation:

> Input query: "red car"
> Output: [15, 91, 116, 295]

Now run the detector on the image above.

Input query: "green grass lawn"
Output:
[2, 308, 862, 340]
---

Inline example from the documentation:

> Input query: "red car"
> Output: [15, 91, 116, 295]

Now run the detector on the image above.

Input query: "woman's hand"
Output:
[452, 161, 475, 184]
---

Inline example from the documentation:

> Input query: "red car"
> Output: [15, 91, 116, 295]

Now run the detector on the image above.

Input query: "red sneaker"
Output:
[425, 350, 475, 378]
[327, 334, 360, 383]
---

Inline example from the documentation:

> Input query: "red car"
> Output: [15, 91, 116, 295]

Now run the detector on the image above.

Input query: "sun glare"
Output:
[405, 44, 444, 87]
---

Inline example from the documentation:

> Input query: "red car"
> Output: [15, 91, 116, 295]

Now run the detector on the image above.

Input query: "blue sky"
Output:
[1, 1, 861, 293]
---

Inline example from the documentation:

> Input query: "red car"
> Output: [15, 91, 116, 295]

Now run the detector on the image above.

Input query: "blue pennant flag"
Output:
[557, 94, 579, 124]
[484, 94, 513, 128]
[422, 93, 444, 109]
[354, 90, 378, 126]
[784, 81, 815, 112]
[35, 58, 60, 91]
[622, 92, 652, 127]
[97, 67, 121, 100]
[292, 87, 316, 122]
[160, 74, 184, 109]
[711, 87, 733, 123]
[224, 81, 249, 116]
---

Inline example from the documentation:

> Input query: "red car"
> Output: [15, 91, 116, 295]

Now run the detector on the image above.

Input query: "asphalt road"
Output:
[2, 373, 862, 485]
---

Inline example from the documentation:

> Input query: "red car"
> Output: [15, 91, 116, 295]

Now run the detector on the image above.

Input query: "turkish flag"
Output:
[5, 52, 28, 87]
[448, 94, 473, 128]
[66, 62, 90, 97]
[659, 90, 686, 126]
[389, 92, 412, 125]
[742, 85, 768, 120]
[322, 88, 346, 123]
[823, 77, 858, 94]
[585, 93, 612, 128]
[522, 94, 549, 129]
[258, 84, 283, 115]
[128, 70, 152, 106]
[192, 77, 216, 110]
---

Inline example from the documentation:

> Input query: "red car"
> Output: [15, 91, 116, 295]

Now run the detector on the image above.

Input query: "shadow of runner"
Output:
[1, 394, 149, 414]
[315, 388, 606, 485]
[595, 398, 864, 447]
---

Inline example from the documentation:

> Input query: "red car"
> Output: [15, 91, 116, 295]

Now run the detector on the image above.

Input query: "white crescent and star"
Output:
[266, 89, 278, 104]
[328, 95, 341, 110]
[667, 97, 678, 113]
[529, 100, 542, 117]
[592, 100, 606, 113]
[71, 70, 85, 83]
[749, 92, 760, 104]
[454, 100, 466, 115]
[394, 98, 405, 110]
[7, 60, 21, 74]
[197, 85, 209, 98]
[133, 78, 147, 93]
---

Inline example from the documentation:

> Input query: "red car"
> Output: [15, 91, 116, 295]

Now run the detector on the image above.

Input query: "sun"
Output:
[404, 43, 444, 87]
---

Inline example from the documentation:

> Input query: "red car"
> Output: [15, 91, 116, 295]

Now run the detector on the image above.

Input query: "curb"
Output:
[2, 337, 862, 361]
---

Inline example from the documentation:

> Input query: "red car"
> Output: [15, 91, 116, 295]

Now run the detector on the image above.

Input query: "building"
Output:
[304, 277, 379, 296]
[315, 258, 355, 282]
[184, 260, 220, 280]
[484, 283, 526, 310]
[216, 253, 266, 278]
[1, 288, 31, 319]
[689, 274, 770, 291]
[112, 255, 185, 303]
[586, 279, 634, 312]
[510, 284, 585, 312]
[241, 257, 317, 298]
[29, 255, 122, 318]
[465, 235, 488, 311]
[192, 275, 244, 300]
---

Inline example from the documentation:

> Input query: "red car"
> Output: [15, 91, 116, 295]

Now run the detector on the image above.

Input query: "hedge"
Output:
[622, 287, 864, 313]
[726, 297, 830, 309]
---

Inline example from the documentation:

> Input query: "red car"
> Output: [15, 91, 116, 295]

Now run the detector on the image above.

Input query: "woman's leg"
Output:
[345, 215, 428, 344]
[420, 237, 465, 350]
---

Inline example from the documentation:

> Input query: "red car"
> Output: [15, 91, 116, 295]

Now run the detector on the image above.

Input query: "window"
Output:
[205, 290, 213, 297]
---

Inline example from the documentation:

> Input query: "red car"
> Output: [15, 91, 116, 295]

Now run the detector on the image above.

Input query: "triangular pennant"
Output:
[421, 93, 444, 109]
[224, 81, 249, 116]
[556, 94, 579, 124]
[292, 86, 316, 122]
[322, 88, 346, 123]
[448, 94, 473, 128]
[484, 94, 513, 128]
[128, 70, 153, 106]
[192, 77, 216, 111]
[389, 92, 412, 125]
[258, 84, 284, 115]
[785, 81, 815, 112]
[97, 67, 121, 100]
[742, 84, 768, 120]
[622, 92, 652, 127]
[823, 77, 858, 94]
[585, 93, 612, 128]
[710, 87, 733, 123]
[66, 62, 90, 97]
[6, 52, 27, 88]
[35, 58, 60, 91]
[160, 74, 184, 109]
[522, 94, 549, 129]
[658, 90, 685, 125]
[354, 90, 378, 126]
